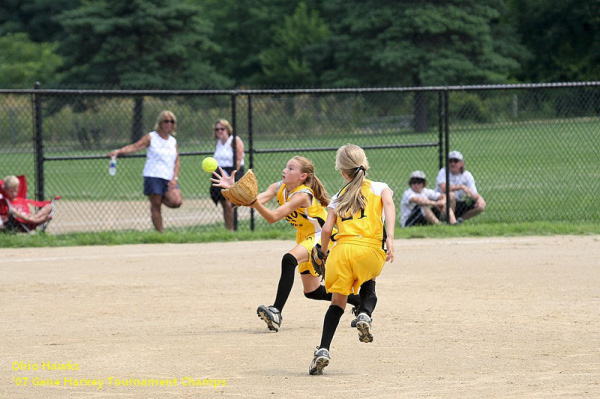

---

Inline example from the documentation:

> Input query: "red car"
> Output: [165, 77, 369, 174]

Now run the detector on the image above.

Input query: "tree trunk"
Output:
[131, 97, 144, 142]
[414, 90, 429, 133]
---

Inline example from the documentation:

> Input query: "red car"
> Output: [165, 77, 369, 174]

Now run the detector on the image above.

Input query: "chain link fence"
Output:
[1, 83, 598, 234]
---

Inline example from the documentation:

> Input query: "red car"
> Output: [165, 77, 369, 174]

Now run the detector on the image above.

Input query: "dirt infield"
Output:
[1, 236, 599, 398]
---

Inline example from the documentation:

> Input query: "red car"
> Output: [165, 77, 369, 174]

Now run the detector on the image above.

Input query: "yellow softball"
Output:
[202, 157, 218, 173]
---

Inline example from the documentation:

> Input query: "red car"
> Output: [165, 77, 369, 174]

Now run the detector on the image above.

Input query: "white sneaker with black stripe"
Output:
[309, 347, 330, 375]
[257, 305, 282, 332]
[356, 313, 373, 343]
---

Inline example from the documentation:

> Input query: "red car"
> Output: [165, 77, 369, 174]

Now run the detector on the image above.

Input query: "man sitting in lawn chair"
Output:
[0, 175, 59, 233]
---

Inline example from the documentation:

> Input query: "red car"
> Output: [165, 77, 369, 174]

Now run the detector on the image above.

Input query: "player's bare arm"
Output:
[251, 191, 311, 224]
[382, 188, 395, 263]
[254, 181, 279, 205]
[319, 209, 337, 252]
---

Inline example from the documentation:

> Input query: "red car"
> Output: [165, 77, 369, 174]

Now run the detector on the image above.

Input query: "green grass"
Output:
[0, 226, 289, 248]
[1, 221, 598, 248]
[2, 117, 599, 240]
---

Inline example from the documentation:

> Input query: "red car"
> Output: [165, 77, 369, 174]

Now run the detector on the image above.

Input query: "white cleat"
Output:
[309, 347, 330, 375]
[257, 305, 282, 332]
[356, 313, 373, 343]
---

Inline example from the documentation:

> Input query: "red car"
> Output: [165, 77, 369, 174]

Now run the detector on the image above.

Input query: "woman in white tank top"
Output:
[108, 110, 182, 232]
[209, 119, 245, 230]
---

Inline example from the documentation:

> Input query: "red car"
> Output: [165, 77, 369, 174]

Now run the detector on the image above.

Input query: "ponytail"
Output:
[335, 167, 366, 219]
[306, 174, 329, 207]
[334, 145, 370, 219]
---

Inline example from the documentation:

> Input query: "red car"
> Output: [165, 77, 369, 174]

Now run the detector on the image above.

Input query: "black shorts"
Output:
[455, 200, 475, 218]
[210, 166, 245, 205]
[404, 206, 441, 227]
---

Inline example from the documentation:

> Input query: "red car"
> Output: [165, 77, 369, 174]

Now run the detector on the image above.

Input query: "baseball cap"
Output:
[410, 170, 426, 180]
[448, 151, 463, 161]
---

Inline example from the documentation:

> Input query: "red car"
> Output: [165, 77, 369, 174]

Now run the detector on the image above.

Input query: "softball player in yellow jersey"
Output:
[211, 156, 361, 333]
[309, 144, 395, 375]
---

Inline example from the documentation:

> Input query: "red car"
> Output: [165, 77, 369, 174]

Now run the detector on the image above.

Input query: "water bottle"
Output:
[465, 194, 473, 207]
[109, 156, 117, 176]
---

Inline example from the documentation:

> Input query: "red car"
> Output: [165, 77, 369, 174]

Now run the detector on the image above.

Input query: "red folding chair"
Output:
[0, 175, 60, 233]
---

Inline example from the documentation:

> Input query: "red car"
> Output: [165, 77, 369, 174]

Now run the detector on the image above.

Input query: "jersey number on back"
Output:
[341, 208, 366, 222]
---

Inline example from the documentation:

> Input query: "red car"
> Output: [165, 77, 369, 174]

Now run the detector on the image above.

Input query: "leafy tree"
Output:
[508, 0, 600, 82]
[257, 2, 330, 86]
[310, 0, 527, 130]
[0, 33, 62, 88]
[198, 0, 301, 86]
[0, 0, 78, 42]
[315, 0, 525, 87]
[56, 0, 230, 89]
[56, 0, 231, 141]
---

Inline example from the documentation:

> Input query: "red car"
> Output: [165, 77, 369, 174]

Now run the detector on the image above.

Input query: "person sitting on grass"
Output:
[435, 151, 486, 224]
[400, 170, 455, 227]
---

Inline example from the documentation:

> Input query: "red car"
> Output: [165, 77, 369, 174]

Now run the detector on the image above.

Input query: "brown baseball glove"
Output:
[222, 169, 258, 206]
[310, 243, 328, 280]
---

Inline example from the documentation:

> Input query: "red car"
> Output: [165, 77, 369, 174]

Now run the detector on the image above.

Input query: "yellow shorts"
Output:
[324, 243, 386, 295]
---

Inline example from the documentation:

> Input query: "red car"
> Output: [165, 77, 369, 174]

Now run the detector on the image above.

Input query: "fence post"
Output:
[438, 90, 444, 170]
[248, 94, 255, 231]
[33, 82, 44, 201]
[231, 92, 238, 231]
[444, 89, 450, 223]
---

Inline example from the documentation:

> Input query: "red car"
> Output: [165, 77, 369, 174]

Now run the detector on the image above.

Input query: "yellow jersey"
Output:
[276, 182, 327, 238]
[329, 179, 392, 249]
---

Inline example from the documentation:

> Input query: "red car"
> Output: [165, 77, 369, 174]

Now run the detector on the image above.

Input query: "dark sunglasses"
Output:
[214, 127, 227, 131]
[162, 119, 175, 124]
[409, 178, 426, 185]
[449, 159, 460, 163]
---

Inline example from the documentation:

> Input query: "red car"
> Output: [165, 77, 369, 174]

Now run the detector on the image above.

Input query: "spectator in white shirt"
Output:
[435, 151, 486, 224]
[108, 110, 182, 232]
[401, 170, 455, 227]
[209, 119, 245, 230]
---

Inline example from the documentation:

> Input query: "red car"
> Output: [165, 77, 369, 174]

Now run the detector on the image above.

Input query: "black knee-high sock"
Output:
[304, 286, 360, 308]
[358, 280, 377, 317]
[273, 253, 298, 312]
[319, 305, 344, 350]
[347, 293, 361, 307]
[304, 285, 332, 301]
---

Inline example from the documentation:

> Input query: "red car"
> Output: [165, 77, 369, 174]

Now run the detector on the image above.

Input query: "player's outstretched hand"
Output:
[210, 167, 236, 189]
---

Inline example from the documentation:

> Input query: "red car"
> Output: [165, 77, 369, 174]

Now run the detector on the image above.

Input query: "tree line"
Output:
[0, 0, 597, 89]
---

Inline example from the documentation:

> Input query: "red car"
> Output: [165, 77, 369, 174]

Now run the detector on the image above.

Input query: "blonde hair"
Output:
[153, 110, 177, 135]
[334, 144, 370, 218]
[2, 175, 19, 190]
[291, 156, 329, 207]
[213, 118, 233, 139]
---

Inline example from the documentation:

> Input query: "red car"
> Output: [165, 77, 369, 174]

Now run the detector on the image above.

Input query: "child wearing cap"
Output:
[401, 170, 455, 227]
[435, 151, 486, 223]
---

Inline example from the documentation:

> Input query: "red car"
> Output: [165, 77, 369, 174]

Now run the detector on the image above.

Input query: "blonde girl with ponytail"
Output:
[308, 144, 395, 376]
[211, 155, 361, 333]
